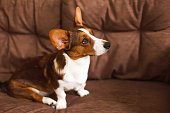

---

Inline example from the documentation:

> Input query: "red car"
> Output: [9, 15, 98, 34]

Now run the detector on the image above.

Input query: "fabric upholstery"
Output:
[1, 0, 169, 82]
[61, 0, 170, 82]
[0, 0, 61, 73]
[0, 79, 170, 113]
[0, 0, 170, 113]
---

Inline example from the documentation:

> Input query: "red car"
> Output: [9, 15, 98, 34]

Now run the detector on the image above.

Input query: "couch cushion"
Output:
[0, 0, 61, 73]
[0, 79, 170, 113]
[61, 0, 170, 82]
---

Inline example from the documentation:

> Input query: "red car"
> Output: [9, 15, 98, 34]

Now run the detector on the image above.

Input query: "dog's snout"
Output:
[104, 42, 110, 49]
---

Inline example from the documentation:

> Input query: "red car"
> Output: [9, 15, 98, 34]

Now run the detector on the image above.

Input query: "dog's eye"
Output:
[82, 38, 89, 44]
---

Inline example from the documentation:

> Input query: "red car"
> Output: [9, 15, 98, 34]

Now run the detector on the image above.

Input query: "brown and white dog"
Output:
[0, 7, 110, 109]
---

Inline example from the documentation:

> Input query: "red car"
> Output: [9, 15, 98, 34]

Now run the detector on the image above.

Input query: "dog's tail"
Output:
[0, 81, 8, 93]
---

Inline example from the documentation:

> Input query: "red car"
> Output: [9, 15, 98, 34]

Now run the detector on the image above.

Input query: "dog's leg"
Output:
[8, 81, 57, 108]
[54, 87, 67, 109]
[77, 83, 89, 97]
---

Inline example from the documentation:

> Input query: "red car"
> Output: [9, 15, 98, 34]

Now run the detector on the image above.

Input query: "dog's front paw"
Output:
[42, 97, 57, 105]
[78, 89, 89, 97]
[55, 100, 67, 109]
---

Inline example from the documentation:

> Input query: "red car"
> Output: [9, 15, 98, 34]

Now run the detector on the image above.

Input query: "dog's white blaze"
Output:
[78, 28, 108, 55]
[78, 28, 99, 40]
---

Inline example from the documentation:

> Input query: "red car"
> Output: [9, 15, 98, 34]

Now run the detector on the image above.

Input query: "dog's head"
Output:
[49, 7, 110, 59]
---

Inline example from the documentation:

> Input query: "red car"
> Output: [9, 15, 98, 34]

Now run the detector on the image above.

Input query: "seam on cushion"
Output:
[83, 24, 140, 33]
[7, 32, 11, 72]
[139, 0, 146, 30]
[59, 0, 63, 28]
[33, 0, 37, 34]
[140, 26, 170, 32]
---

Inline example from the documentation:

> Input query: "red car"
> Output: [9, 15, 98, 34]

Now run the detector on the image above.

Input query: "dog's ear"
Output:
[75, 7, 83, 26]
[49, 29, 70, 50]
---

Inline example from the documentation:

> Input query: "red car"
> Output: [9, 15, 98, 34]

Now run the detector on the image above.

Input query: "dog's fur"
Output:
[0, 7, 110, 109]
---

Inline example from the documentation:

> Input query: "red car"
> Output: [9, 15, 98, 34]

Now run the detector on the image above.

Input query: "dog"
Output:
[0, 7, 110, 109]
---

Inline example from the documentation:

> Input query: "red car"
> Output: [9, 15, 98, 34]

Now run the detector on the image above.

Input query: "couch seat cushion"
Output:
[0, 79, 169, 113]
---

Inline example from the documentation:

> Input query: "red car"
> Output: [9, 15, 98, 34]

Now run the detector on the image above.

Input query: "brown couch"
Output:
[0, 0, 170, 112]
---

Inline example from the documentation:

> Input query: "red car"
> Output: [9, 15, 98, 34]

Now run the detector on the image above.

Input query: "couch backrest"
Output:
[0, 0, 61, 72]
[0, 0, 170, 82]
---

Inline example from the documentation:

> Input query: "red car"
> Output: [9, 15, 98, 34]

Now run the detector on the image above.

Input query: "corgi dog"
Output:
[0, 7, 110, 109]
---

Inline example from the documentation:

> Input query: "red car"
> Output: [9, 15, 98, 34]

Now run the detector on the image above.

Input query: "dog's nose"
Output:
[104, 42, 110, 49]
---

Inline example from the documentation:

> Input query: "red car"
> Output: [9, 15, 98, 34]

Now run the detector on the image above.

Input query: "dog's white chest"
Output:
[54, 53, 90, 91]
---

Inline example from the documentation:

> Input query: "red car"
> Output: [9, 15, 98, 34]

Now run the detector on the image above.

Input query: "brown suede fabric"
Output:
[0, 0, 60, 73]
[62, 0, 170, 81]
[0, 79, 170, 113]
[0, 0, 170, 81]
[0, 0, 170, 112]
